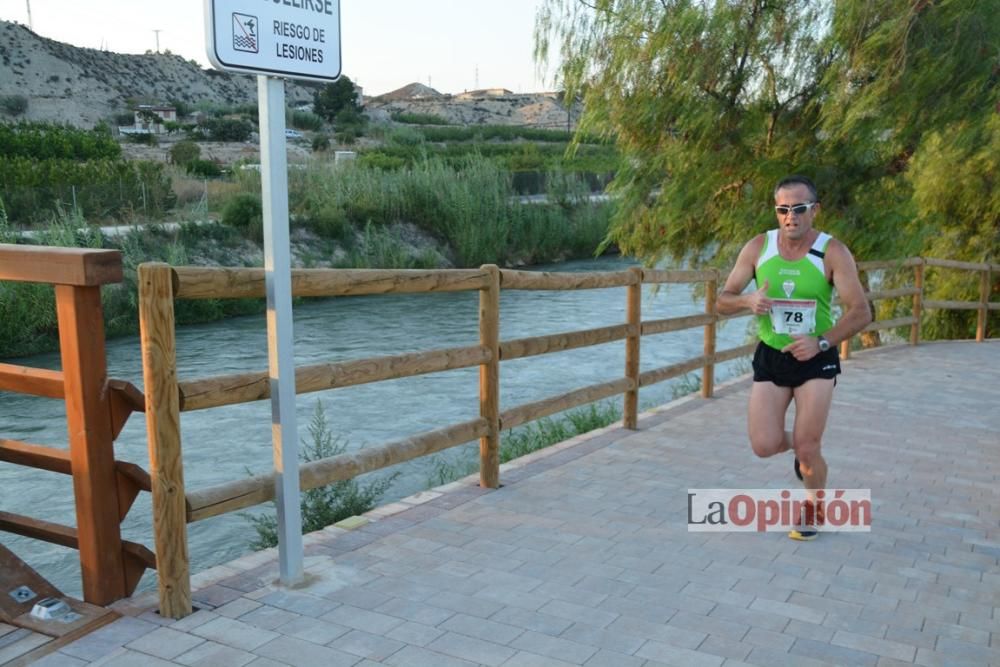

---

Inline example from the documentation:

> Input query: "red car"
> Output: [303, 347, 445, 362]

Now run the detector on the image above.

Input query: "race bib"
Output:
[770, 299, 817, 335]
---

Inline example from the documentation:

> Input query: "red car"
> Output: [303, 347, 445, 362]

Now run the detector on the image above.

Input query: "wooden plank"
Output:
[923, 257, 990, 271]
[641, 313, 714, 336]
[642, 268, 718, 284]
[0, 439, 71, 474]
[862, 316, 917, 332]
[500, 269, 636, 290]
[922, 300, 982, 311]
[55, 284, 125, 606]
[0, 245, 122, 286]
[137, 263, 190, 619]
[0, 542, 63, 622]
[173, 266, 490, 299]
[186, 418, 489, 522]
[479, 265, 500, 489]
[499, 324, 631, 361]
[977, 269, 990, 342]
[639, 356, 708, 388]
[624, 268, 641, 429]
[856, 257, 923, 271]
[713, 343, 757, 364]
[178, 345, 490, 411]
[702, 279, 717, 398]
[911, 263, 923, 345]
[0, 364, 64, 399]
[499, 377, 632, 431]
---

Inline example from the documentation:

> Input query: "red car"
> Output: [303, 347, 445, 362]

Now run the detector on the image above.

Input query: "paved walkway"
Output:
[10, 341, 1000, 667]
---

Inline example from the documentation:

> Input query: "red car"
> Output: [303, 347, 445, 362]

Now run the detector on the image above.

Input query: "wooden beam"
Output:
[862, 316, 918, 332]
[499, 324, 631, 361]
[624, 267, 641, 429]
[55, 284, 126, 605]
[479, 265, 500, 489]
[0, 244, 122, 286]
[138, 263, 190, 619]
[641, 313, 714, 336]
[178, 345, 490, 411]
[499, 377, 632, 431]
[500, 269, 636, 290]
[856, 257, 923, 271]
[639, 356, 708, 388]
[0, 439, 71, 474]
[172, 266, 490, 299]
[108, 379, 145, 440]
[712, 343, 757, 364]
[186, 418, 489, 522]
[702, 279, 718, 398]
[642, 268, 718, 284]
[0, 363, 64, 398]
[923, 257, 990, 271]
[921, 300, 982, 311]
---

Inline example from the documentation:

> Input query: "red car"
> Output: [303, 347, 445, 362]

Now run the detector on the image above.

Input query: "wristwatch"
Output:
[817, 336, 831, 352]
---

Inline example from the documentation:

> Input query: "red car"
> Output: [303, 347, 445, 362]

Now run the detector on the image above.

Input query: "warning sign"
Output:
[205, 0, 341, 82]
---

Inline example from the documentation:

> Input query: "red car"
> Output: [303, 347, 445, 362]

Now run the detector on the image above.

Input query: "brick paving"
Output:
[27, 341, 1000, 666]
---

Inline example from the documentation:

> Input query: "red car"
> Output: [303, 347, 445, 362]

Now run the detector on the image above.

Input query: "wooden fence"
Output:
[0, 245, 154, 607]
[136, 256, 996, 617]
[0, 244, 994, 619]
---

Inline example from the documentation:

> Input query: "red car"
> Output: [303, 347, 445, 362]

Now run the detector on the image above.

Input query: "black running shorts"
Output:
[752, 340, 841, 388]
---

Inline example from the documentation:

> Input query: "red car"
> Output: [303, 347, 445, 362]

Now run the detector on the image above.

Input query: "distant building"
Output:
[119, 105, 176, 135]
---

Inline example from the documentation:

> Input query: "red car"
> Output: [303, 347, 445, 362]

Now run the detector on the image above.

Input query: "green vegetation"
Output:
[0, 95, 28, 116]
[536, 0, 999, 339]
[312, 76, 362, 122]
[243, 401, 399, 550]
[390, 111, 450, 126]
[0, 122, 119, 160]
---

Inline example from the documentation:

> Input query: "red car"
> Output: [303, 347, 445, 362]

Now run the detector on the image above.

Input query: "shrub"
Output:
[390, 111, 450, 125]
[221, 193, 263, 241]
[126, 132, 158, 145]
[311, 134, 331, 152]
[186, 159, 223, 178]
[289, 109, 323, 131]
[201, 117, 254, 142]
[169, 140, 201, 165]
[242, 401, 399, 550]
[0, 95, 28, 116]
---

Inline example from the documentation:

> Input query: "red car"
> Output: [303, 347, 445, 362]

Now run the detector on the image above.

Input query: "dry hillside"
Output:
[0, 20, 318, 127]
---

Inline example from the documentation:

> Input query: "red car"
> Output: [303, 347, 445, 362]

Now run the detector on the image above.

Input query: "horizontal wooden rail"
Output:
[179, 345, 490, 411]
[712, 342, 758, 364]
[862, 316, 918, 332]
[186, 418, 488, 522]
[642, 313, 714, 335]
[500, 324, 632, 361]
[866, 287, 921, 301]
[499, 377, 632, 431]
[0, 439, 71, 474]
[0, 244, 123, 286]
[923, 258, 990, 271]
[173, 267, 491, 299]
[0, 511, 156, 570]
[639, 355, 709, 388]
[856, 257, 923, 271]
[0, 363, 64, 399]
[922, 300, 983, 311]
[642, 268, 719, 283]
[500, 269, 636, 290]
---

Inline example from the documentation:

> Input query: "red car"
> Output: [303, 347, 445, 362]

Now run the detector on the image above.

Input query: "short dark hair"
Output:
[774, 175, 818, 202]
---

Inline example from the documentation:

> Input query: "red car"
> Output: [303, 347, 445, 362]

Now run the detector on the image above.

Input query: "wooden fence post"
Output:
[911, 260, 923, 345]
[55, 283, 126, 605]
[702, 275, 717, 398]
[624, 268, 642, 429]
[479, 265, 501, 489]
[977, 268, 990, 342]
[138, 263, 191, 619]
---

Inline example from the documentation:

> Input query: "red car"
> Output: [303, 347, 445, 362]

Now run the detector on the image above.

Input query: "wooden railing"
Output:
[0, 244, 154, 607]
[136, 256, 996, 617]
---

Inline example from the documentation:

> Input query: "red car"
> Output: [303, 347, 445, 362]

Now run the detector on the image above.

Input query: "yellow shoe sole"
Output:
[789, 528, 818, 541]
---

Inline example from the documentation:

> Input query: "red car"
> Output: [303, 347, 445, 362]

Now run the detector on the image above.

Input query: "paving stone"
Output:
[749, 598, 826, 624]
[94, 649, 177, 667]
[29, 652, 89, 667]
[174, 640, 257, 667]
[425, 631, 517, 666]
[321, 604, 406, 635]
[634, 639, 725, 667]
[238, 604, 301, 630]
[509, 630, 598, 665]
[253, 635, 361, 667]
[384, 644, 478, 667]
[536, 599, 619, 629]
[60, 617, 159, 662]
[558, 622, 645, 656]
[124, 626, 206, 660]
[830, 629, 916, 662]
[0, 630, 49, 664]
[376, 597, 456, 626]
[328, 628, 405, 661]
[490, 607, 575, 636]
[790, 637, 879, 666]
[385, 620, 445, 647]
[275, 616, 351, 644]
[697, 635, 753, 661]
[257, 590, 339, 617]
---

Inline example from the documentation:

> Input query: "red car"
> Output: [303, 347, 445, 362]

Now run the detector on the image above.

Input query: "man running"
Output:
[717, 175, 872, 540]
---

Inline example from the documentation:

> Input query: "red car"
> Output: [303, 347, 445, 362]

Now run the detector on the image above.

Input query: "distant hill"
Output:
[0, 21, 319, 127]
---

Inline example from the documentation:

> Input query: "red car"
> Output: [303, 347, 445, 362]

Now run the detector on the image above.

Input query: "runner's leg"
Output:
[748, 382, 794, 458]
[791, 378, 836, 493]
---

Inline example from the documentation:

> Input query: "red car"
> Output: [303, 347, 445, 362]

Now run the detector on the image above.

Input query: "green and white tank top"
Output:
[755, 229, 835, 350]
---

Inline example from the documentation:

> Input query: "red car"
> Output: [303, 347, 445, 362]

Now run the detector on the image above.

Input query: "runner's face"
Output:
[775, 184, 818, 241]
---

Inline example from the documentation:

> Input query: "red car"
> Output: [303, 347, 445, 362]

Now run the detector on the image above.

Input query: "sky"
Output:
[0, 0, 560, 96]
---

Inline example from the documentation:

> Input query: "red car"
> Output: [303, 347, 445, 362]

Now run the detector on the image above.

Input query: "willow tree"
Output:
[536, 0, 998, 336]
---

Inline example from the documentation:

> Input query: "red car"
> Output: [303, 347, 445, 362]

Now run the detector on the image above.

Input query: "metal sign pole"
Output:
[258, 74, 303, 586]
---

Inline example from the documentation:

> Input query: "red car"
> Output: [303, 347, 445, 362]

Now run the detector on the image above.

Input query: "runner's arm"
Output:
[718, 237, 769, 315]
[822, 241, 872, 346]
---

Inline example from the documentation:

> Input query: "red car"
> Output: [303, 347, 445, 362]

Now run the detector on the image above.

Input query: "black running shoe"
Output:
[794, 456, 803, 481]
[789, 500, 822, 541]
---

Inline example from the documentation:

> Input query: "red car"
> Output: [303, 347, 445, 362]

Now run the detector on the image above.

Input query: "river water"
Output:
[0, 256, 752, 597]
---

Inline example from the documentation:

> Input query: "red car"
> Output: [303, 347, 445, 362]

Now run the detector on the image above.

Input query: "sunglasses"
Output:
[775, 202, 819, 216]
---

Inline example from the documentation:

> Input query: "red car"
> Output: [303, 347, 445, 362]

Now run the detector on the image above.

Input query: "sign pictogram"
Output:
[232, 13, 258, 54]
